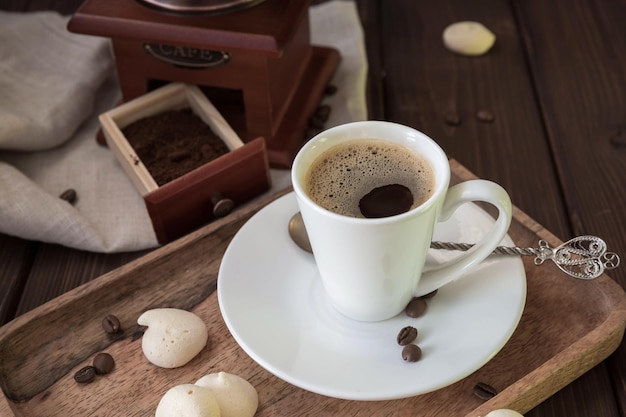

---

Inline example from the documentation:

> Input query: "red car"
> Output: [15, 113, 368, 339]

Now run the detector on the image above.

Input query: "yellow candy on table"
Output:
[443, 21, 496, 56]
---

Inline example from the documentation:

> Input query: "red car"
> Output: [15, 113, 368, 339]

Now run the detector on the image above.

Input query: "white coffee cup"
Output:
[291, 121, 513, 322]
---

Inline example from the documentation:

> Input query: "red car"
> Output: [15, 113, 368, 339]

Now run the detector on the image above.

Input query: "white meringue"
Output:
[443, 21, 496, 56]
[138, 308, 208, 368]
[485, 409, 524, 417]
[195, 372, 258, 417]
[155, 384, 220, 417]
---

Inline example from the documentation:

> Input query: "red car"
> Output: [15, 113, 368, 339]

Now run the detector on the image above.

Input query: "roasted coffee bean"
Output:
[405, 297, 427, 318]
[59, 189, 77, 205]
[476, 110, 495, 123]
[74, 366, 96, 383]
[444, 112, 462, 126]
[93, 352, 115, 375]
[101, 314, 121, 334]
[168, 149, 191, 162]
[324, 84, 338, 95]
[397, 326, 418, 346]
[401, 344, 422, 362]
[473, 382, 498, 400]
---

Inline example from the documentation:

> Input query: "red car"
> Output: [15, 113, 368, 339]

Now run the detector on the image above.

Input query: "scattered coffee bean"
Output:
[476, 110, 495, 123]
[444, 112, 462, 126]
[74, 365, 96, 384]
[324, 84, 338, 95]
[473, 382, 498, 400]
[93, 352, 115, 375]
[59, 189, 77, 205]
[397, 326, 418, 346]
[405, 297, 427, 318]
[168, 149, 191, 162]
[101, 314, 121, 334]
[401, 344, 422, 362]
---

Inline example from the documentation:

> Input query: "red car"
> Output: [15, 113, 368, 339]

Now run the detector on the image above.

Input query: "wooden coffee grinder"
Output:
[68, 0, 340, 167]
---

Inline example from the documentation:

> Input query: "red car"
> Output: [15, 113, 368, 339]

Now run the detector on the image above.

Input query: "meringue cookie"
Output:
[443, 21, 496, 56]
[155, 384, 220, 417]
[195, 372, 258, 417]
[138, 308, 208, 368]
[485, 410, 524, 417]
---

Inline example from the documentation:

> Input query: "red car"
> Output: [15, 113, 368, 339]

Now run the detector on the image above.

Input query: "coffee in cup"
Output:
[304, 139, 435, 218]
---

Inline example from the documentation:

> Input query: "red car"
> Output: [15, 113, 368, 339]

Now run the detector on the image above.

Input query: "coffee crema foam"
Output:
[305, 139, 435, 218]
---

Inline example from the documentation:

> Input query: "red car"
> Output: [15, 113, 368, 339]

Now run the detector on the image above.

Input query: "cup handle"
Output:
[415, 180, 513, 296]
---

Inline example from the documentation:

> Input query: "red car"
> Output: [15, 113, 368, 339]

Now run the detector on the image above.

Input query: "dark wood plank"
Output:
[354, 0, 385, 120]
[374, 0, 572, 243]
[512, 1, 626, 415]
[14, 245, 150, 318]
[373, 1, 622, 417]
[0, 235, 35, 326]
[511, 0, 626, 290]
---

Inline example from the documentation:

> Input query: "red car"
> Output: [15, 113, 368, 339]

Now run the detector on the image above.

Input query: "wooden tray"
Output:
[1, 160, 625, 417]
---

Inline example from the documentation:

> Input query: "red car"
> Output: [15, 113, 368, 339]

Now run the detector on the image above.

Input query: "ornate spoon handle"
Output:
[430, 235, 620, 280]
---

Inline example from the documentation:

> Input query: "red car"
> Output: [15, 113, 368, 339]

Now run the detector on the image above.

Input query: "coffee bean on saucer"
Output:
[405, 297, 427, 318]
[93, 352, 115, 375]
[401, 344, 422, 362]
[473, 382, 498, 400]
[74, 366, 96, 383]
[397, 326, 418, 346]
[102, 314, 121, 334]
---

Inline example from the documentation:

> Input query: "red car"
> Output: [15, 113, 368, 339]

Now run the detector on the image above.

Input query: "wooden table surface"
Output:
[1, 0, 624, 416]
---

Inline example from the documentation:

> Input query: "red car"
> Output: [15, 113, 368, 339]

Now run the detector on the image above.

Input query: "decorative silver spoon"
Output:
[287, 212, 620, 280]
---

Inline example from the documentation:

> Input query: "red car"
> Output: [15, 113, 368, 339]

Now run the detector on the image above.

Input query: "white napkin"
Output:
[0, 0, 368, 253]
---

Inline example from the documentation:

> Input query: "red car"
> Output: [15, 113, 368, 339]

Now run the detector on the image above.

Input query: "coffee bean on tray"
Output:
[102, 314, 121, 334]
[473, 382, 498, 400]
[93, 353, 115, 375]
[401, 344, 422, 362]
[397, 326, 418, 346]
[405, 297, 427, 318]
[74, 366, 96, 383]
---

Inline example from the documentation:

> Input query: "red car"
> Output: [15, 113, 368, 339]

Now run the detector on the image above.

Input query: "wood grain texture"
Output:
[0, 237, 35, 325]
[1, 162, 624, 417]
[511, 1, 626, 415]
[371, 0, 572, 242]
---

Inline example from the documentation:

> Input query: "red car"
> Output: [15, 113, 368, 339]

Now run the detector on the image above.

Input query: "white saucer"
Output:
[218, 193, 526, 401]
